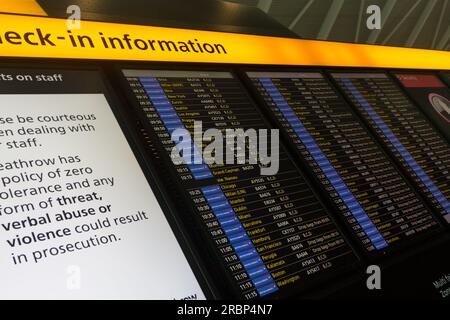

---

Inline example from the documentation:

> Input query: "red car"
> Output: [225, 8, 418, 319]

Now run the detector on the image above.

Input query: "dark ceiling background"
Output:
[37, 0, 297, 37]
[36, 0, 450, 50]
[228, 0, 450, 50]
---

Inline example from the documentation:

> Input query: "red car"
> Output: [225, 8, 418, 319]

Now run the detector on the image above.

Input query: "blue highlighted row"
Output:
[140, 77, 213, 181]
[259, 78, 388, 250]
[341, 79, 450, 219]
[200, 184, 278, 297]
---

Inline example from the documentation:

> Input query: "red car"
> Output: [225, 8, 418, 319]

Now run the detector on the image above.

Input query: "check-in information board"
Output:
[246, 71, 441, 255]
[122, 69, 358, 299]
[332, 72, 450, 224]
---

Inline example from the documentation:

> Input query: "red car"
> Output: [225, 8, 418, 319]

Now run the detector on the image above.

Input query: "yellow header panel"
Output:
[0, 13, 449, 70]
[0, 0, 47, 16]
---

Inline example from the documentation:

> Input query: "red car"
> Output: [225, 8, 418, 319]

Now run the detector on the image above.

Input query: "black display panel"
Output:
[441, 72, 450, 87]
[394, 73, 450, 141]
[331, 72, 450, 224]
[244, 71, 441, 256]
[0, 67, 207, 299]
[121, 69, 359, 299]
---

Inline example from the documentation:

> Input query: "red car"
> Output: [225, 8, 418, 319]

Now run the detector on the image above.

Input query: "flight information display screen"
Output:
[395, 73, 450, 141]
[245, 71, 440, 255]
[122, 69, 358, 299]
[331, 72, 450, 224]
[0, 68, 204, 299]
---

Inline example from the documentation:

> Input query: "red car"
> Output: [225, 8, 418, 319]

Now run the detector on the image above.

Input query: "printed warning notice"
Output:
[0, 70, 204, 300]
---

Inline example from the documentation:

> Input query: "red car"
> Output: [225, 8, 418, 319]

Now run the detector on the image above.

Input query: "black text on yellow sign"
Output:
[0, 13, 449, 69]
